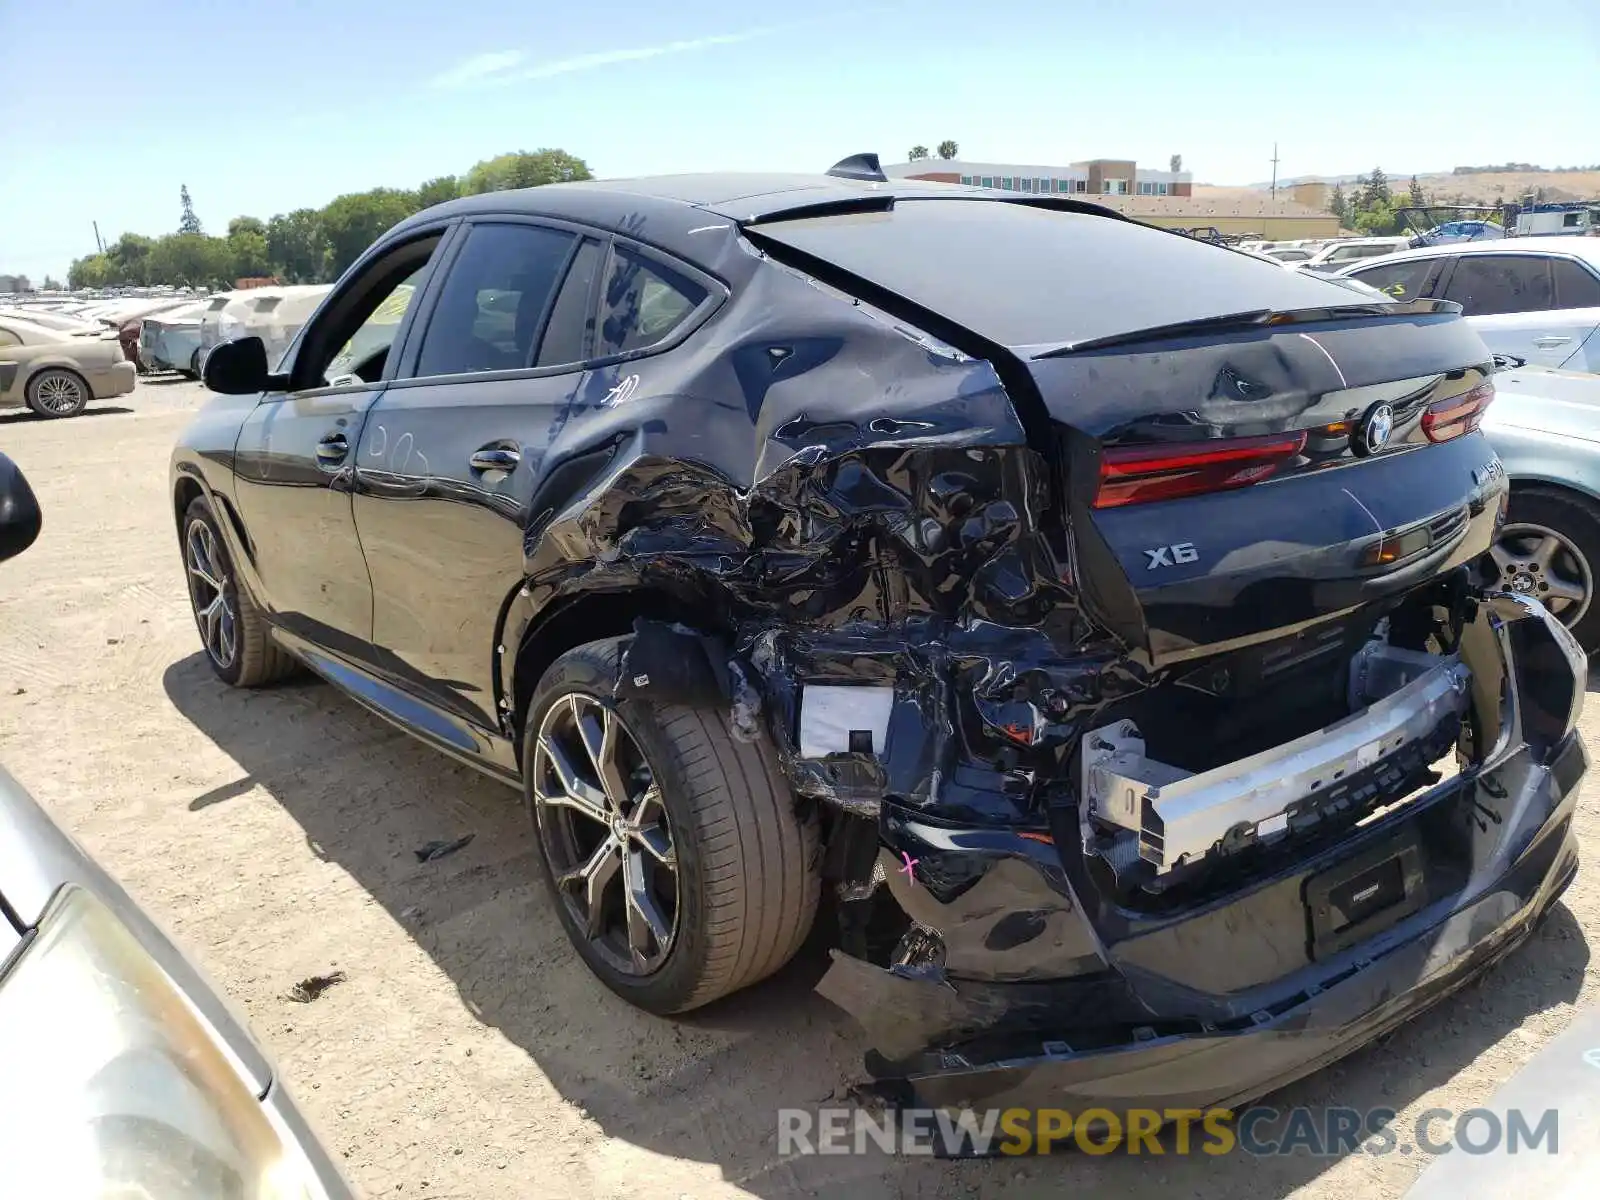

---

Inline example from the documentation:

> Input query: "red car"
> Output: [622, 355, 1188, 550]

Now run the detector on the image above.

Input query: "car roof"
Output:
[389, 172, 1126, 261]
[1341, 235, 1600, 271]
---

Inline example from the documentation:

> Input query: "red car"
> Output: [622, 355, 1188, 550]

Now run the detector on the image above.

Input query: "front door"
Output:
[231, 229, 449, 664]
[1436, 253, 1580, 369]
[352, 220, 605, 731]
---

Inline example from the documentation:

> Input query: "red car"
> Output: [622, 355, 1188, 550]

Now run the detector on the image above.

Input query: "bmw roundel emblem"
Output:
[1358, 403, 1395, 455]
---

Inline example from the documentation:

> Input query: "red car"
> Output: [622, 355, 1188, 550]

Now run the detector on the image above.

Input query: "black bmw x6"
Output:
[172, 161, 1587, 1114]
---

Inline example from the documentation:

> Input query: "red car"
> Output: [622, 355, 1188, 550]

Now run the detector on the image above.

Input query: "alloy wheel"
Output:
[1491, 520, 1593, 630]
[185, 519, 237, 668]
[34, 373, 86, 415]
[532, 694, 678, 975]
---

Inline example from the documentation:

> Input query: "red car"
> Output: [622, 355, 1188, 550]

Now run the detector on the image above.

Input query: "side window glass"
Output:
[1443, 256, 1554, 316]
[292, 233, 442, 391]
[536, 238, 603, 367]
[325, 270, 425, 384]
[596, 246, 708, 357]
[414, 223, 575, 379]
[1350, 258, 1436, 301]
[1551, 260, 1600, 309]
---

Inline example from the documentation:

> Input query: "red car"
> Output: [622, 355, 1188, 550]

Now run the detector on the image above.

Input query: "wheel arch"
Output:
[504, 585, 720, 763]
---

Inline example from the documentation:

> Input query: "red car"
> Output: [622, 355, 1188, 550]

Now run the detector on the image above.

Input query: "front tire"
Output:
[25, 368, 89, 418]
[524, 637, 819, 1014]
[1494, 487, 1600, 652]
[181, 496, 297, 686]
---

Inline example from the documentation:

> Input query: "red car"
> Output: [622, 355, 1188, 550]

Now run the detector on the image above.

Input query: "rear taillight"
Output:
[1094, 431, 1308, 509]
[1421, 381, 1494, 443]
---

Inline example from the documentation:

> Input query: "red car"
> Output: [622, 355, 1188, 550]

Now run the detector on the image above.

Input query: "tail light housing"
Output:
[1094, 431, 1307, 509]
[1421, 381, 1494, 442]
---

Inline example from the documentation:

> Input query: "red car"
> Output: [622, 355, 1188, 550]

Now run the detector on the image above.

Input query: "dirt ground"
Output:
[1, 378, 1596, 1199]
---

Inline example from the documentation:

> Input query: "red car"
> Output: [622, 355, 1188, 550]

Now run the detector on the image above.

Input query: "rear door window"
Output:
[1551, 259, 1600, 309]
[414, 223, 577, 378]
[537, 238, 604, 367]
[1348, 258, 1441, 301]
[596, 246, 708, 357]
[1440, 255, 1555, 316]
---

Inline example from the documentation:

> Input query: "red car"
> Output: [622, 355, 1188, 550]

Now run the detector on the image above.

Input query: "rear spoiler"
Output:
[1032, 298, 1466, 357]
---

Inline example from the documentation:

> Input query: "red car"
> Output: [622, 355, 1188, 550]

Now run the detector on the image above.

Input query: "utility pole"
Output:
[1270, 143, 1280, 201]
[92, 220, 104, 254]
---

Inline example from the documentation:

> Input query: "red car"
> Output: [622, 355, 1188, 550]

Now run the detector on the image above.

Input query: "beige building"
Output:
[889, 157, 1341, 240]
[1073, 193, 1342, 240]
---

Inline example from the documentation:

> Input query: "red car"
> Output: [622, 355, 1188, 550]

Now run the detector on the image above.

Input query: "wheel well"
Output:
[510, 588, 707, 752]
[173, 476, 203, 533]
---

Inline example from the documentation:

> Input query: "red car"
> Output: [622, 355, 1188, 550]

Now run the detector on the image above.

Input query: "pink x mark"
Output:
[898, 851, 919, 883]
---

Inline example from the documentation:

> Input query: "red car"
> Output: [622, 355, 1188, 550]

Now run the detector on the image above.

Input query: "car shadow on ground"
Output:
[162, 651, 1590, 1199]
[0, 405, 134, 425]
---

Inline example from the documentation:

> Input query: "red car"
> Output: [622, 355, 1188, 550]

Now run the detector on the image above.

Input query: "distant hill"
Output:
[1233, 168, 1600, 205]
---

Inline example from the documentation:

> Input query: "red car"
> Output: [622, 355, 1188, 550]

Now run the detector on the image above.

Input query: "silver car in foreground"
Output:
[0, 452, 351, 1199]
[1482, 361, 1600, 651]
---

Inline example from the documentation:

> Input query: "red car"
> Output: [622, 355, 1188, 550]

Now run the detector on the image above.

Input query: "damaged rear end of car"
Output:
[502, 189, 1587, 1118]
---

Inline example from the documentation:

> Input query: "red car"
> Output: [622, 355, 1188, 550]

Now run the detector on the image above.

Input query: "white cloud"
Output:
[428, 50, 526, 90]
[430, 26, 782, 91]
[516, 28, 775, 81]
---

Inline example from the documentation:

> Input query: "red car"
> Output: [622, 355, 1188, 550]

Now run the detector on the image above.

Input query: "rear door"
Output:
[1548, 256, 1600, 371]
[351, 219, 605, 735]
[1436, 253, 1582, 368]
[1344, 256, 1447, 302]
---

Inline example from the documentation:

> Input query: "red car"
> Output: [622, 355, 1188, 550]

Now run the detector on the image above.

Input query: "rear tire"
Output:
[1496, 487, 1600, 652]
[181, 496, 297, 686]
[524, 637, 820, 1014]
[24, 368, 89, 418]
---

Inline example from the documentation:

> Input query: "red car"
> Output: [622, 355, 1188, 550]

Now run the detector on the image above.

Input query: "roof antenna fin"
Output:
[826, 153, 888, 183]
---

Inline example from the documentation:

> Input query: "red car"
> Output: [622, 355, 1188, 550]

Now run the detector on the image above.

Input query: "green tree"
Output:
[937, 140, 958, 160]
[1170, 153, 1183, 174]
[147, 233, 233, 287]
[226, 216, 272, 278]
[1408, 175, 1427, 208]
[41, 275, 60, 291]
[320, 188, 420, 277]
[464, 149, 591, 194]
[1360, 166, 1391, 210]
[1354, 203, 1397, 236]
[178, 184, 203, 235]
[416, 175, 461, 209]
[1328, 183, 1348, 221]
[267, 209, 330, 283]
[68, 254, 116, 289]
[908, 144, 929, 161]
[107, 233, 155, 285]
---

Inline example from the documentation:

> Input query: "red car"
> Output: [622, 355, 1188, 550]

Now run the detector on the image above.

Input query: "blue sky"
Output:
[2, 0, 1596, 281]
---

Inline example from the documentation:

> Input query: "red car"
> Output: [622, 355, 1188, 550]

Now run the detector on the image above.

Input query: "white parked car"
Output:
[1334, 237, 1600, 372]
[1301, 236, 1415, 271]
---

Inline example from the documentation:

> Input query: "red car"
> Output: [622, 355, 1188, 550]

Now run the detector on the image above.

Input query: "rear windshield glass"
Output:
[749, 200, 1378, 350]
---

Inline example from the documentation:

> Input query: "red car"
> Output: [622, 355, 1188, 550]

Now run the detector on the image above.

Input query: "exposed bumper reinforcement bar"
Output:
[1082, 647, 1472, 874]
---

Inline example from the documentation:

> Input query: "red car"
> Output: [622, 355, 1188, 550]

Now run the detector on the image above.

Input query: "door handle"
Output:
[316, 433, 349, 463]
[469, 446, 521, 473]
[1534, 335, 1573, 349]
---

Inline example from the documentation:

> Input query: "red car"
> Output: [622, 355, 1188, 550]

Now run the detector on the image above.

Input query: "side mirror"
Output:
[0, 452, 42, 564]
[202, 336, 270, 395]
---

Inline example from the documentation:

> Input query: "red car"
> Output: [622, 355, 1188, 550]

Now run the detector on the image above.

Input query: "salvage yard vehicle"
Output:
[171, 162, 1588, 1114]
[1335, 237, 1600, 372]
[139, 300, 209, 376]
[0, 451, 351, 1198]
[1480, 359, 1600, 650]
[0, 313, 135, 417]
